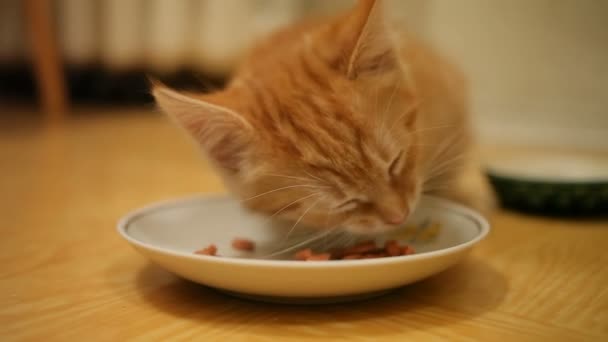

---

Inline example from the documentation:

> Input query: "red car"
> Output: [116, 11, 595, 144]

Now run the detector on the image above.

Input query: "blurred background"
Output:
[3, 2, 607, 336]
[1, 0, 606, 149]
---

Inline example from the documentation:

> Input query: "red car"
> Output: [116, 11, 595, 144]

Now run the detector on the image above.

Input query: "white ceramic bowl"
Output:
[118, 195, 489, 303]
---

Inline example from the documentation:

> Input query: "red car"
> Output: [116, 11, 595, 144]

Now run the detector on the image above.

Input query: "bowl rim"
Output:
[484, 153, 608, 185]
[117, 194, 490, 268]
[486, 170, 608, 187]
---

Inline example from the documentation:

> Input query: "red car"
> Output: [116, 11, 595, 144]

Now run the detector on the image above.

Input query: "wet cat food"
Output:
[231, 238, 255, 251]
[294, 248, 313, 260]
[296, 239, 415, 261]
[194, 244, 217, 256]
[305, 253, 332, 261]
[194, 238, 415, 260]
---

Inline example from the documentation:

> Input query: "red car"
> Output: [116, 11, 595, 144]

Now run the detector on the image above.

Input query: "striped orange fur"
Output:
[153, 0, 494, 234]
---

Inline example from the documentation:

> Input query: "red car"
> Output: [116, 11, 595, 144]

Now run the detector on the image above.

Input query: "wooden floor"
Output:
[1, 108, 607, 341]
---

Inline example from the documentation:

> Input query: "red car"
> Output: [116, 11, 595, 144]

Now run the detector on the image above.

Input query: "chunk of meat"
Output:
[231, 238, 255, 252]
[293, 240, 416, 261]
[194, 244, 217, 256]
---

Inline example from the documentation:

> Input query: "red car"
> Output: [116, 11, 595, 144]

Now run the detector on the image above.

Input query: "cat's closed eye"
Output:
[334, 198, 363, 212]
[388, 151, 405, 178]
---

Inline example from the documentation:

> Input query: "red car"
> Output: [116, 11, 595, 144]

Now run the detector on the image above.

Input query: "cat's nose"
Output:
[383, 210, 408, 225]
[375, 190, 408, 225]
[377, 203, 409, 225]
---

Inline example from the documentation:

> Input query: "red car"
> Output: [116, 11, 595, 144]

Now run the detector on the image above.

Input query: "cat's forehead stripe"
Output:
[299, 52, 331, 91]
[250, 79, 375, 178]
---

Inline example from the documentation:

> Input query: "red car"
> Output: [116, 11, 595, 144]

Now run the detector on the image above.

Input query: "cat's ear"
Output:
[341, 0, 397, 78]
[152, 82, 251, 173]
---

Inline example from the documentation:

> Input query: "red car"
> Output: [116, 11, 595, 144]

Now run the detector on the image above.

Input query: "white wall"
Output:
[391, 0, 608, 148]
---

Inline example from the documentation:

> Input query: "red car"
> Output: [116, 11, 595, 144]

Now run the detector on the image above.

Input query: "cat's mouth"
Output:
[340, 198, 420, 235]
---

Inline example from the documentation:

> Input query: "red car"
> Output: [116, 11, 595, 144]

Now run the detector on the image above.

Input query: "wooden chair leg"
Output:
[24, 0, 68, 121]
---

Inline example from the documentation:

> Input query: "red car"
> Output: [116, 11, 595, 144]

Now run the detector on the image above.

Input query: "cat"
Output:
[152, 0, 495, 235]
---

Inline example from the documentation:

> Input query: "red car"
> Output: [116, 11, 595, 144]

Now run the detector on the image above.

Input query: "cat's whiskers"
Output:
[424, 154, 467, 182]
[266, 192, 323, 221]
[386, 100, 421, 136]
[423, 184, 453, 194]
[262, 225, 339, 259]
[419, 132, 468, 193]
[262, 173, 323, 185]
[410, 143, 445, 147]
[423, 131, 465, 168]
[320, 202, 338, 250]
[282, 196, 325, 243]
[409, 124, 458, 136]
[240, 184, 328, 203]
[331, 231, 357, 250]
[393, 124, 459, 145]
[423, 158, 462, 184]
[303, 171, 328, 185]
[423, 174, 454, 190]
[422, 160, 472, 196]
[373, 70, 391, 135]
[422, 176, 455, 190]
[378, 78, 402, 138]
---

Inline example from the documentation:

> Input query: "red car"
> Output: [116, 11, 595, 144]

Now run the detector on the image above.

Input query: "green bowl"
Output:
[485, 153, 608, 217]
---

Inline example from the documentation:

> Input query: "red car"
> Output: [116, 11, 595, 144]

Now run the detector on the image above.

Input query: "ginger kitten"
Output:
[153, 0, 494, 234]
